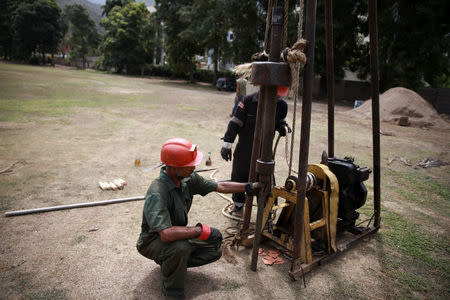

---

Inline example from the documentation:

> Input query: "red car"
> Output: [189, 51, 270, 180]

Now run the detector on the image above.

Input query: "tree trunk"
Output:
[213, 46, 218, 85]
[187, 57, 194, 83]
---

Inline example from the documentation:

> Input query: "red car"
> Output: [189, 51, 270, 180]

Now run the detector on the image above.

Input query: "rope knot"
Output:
[282, 39, 307, 65]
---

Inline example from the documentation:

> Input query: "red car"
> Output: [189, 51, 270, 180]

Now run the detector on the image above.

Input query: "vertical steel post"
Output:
[242, 91, 265, 231]
[325, 0, 335, 158]
[368, 0, 381, 228]
[250, 6, 284, 272]
[292, 0, 317, 261]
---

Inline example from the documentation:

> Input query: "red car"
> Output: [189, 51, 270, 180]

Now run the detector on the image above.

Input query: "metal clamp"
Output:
[256, 159, 275, 176]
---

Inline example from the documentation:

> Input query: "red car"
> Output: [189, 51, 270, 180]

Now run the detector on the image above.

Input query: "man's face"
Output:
[176, 166, 195, 178]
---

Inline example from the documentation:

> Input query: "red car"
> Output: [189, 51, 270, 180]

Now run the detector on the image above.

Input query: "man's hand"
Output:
[277, 124, 292, 137]
[220, 142, 232, 161]
[245, 182, 261, 196]
[196, 223, 223, 249]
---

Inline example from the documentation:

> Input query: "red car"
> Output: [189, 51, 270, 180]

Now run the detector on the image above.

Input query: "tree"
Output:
[12, 0, 65, 63]
[227, 0, 265, 64]
[102, 0, 132, 17]
[375, 0, 449, 90]
[347, 0, 449, 91]
[155, 0, 201, 81]
[65, 4, 100, 69]
[178, 0, 231, 83]
[312, 0, 368, 96]
[100, 2, 154, 74]
[0, 0, 21, 59]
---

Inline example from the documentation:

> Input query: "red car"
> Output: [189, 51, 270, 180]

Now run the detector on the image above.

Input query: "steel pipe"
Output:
[368, 0, 381, 228]
[4, 196, 145, 217]
[293, 0, 318, 261]
[250, 6, 284, 272]
[325, 0, 335, 158]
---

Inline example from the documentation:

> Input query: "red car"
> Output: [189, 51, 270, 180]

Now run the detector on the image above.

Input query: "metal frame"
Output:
[240, 0, 381, 277]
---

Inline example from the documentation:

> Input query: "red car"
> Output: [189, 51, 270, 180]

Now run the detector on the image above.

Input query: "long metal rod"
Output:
[242, 91, 264, 231]
[325, 0, 335, 158]
[292, 0, 317, 261]
[4, 196, 145, 217]
[368, 0, 381, 228]
[250, 6, 284, 272]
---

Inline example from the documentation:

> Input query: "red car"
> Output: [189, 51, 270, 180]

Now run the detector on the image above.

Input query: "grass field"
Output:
[0, 61, 449, 299]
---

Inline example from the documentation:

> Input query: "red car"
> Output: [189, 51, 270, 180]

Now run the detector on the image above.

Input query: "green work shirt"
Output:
[137, 167, 218, 248]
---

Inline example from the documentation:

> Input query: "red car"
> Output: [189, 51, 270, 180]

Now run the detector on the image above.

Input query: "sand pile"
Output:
[349, 87, 448, 128]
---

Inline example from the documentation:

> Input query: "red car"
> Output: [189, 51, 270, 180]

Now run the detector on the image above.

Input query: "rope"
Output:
[298, 0, 304, 38]
[264, 0, 273, 53]
[284, 0, 306, 176]
[283, 0, 289, 48]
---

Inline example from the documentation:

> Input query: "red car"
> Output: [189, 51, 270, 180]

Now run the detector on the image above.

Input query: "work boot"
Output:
[230, 205, 243, 218]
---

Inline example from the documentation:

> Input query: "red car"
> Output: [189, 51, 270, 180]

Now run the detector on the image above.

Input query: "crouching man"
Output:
[136, 138, 258, 299]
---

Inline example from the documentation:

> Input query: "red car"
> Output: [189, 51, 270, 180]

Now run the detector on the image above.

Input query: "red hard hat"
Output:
[161, 138, 203, 167]
[277, 86, 290, 97]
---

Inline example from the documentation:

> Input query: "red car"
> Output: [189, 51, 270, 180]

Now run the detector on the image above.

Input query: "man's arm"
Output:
[159, 225, 201, 242]
[221, 95, 250, 161]
[275, 98, 290, 136]
[216, 181, 246, 193]
[216, 181, 260, 194]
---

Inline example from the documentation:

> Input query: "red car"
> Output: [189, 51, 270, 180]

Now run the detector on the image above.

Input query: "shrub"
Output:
[28, 55, 40, 65]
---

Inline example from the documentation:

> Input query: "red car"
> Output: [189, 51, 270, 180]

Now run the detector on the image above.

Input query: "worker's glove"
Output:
[220, 142, 232, 161]
[245, 182, 261, 196]
[277, 124, 292, 137]
[196, 223, 223, 249]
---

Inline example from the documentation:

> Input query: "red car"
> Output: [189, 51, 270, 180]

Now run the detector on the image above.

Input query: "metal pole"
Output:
[368, 0, 381, 228]
[325, 0, 335, 158]
[250, 6, 284, 272]
[293, 0, 317, 261]
[4, 196, 145, 217]
[242, 91, 264, 231]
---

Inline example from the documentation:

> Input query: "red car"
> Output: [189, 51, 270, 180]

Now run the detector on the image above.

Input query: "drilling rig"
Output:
[236, 0, 381, 280]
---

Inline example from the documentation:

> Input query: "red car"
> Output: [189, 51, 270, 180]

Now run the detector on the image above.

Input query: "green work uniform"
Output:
[136, 167, 219, 297]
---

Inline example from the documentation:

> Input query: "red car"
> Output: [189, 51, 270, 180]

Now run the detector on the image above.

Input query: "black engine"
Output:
[327, 157, 371, 231]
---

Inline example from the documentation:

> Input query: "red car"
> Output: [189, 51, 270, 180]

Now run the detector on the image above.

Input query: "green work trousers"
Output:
[137, 238, 222, 297]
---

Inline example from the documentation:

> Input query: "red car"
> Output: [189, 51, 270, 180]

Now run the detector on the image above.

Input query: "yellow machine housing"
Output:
[260, 163, 339, 264]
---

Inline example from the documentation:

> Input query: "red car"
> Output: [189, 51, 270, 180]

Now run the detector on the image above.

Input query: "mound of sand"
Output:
[349, 87, 448, 128]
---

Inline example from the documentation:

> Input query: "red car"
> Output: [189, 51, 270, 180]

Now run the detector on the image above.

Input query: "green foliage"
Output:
[315, 1, 367, 84]
[177, 0, 231, 83]
[65, 3, 100, 68]
[12, 0, 65, 61]
[155, 0, 201, 81]
[143, 64, 173, 77]
[100, 1, 157, 74]
[226, 0, 265, 64]
[193, 68, 233, 83]
[141, 64, 232, 83]
[28, 55, 41, 65]
[0, 0, 20, 59]
[101, 0, 132, 17]
[356, 0, 449, 91]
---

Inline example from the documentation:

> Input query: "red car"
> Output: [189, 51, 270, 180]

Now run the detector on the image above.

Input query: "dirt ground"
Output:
[0, 63, 449, 299]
